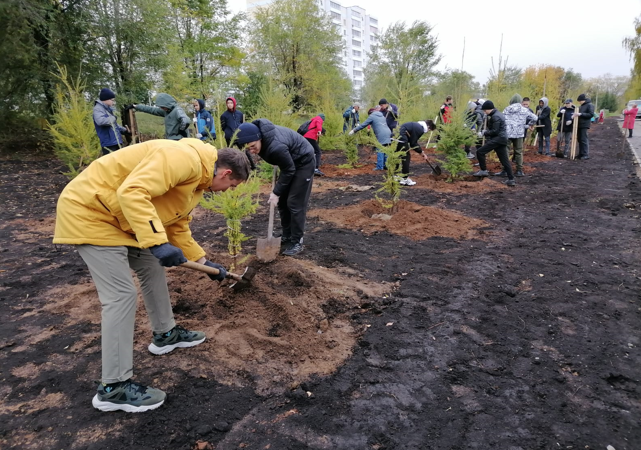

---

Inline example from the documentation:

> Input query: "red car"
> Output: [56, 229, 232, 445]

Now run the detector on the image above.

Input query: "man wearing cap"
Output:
[235, 120, 315, 256]
[93, 88, 128, 156]
[574, 94, 595, 160]
[378, 98, 400, 134]
[472, 100, 516, 187]
[556, 99, 575, 157]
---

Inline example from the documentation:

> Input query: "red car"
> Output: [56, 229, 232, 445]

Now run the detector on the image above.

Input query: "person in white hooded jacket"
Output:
[502, 94, 538, 176]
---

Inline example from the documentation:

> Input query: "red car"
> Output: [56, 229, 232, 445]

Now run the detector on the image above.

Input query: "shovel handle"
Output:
[267, 166, 277, 237]
[181, 261, 242, 281]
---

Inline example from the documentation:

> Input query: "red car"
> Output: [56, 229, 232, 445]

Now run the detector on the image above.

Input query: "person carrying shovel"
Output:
[393, 119, 437, 186]
[235, 120, 316, 256]
[556, 99, 575, 157]
[53, 140, 251, 413]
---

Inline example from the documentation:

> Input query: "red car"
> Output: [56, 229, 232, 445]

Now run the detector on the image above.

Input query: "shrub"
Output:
[434, 109, 476, 181]
[375, 144, 405, 212]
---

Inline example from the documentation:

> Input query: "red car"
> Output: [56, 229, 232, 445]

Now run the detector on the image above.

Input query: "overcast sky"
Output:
[229, 0, 638, 84]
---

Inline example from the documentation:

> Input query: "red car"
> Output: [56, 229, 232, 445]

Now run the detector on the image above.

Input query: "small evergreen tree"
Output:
[375, 145, 405, 213]
[434, 109, 476, 181]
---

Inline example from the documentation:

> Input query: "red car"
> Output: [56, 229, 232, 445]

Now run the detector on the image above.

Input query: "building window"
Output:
[370, 18, 378, 25]
[331, 11, 341, 20]
[354, 60, 362, 68]
[352, 19, 360, 28]
[371, 35, 377, 43]
[330, 1, 340, 9]
[354, 80, 362, 87]
[353, 70, 362, 78]
[370, 26, 377, 34]
[351, 10, 361, 18]
[353, 50, 361, 57]
[353, 30, 361, 38]
[352, 39, 361, 47]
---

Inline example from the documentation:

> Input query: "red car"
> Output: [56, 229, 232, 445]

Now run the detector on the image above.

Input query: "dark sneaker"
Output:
[148, 325, 205, 355]
[280, 236, 292, 248]
[505, 179, 516, 187]
[492, 171, 507, 177]
[92, 380, 166, 413]
[282, 242, 303, 256]
[515, 170, 525, 177]
[472, 170, 489, 177]
[314, 169, 325, 177]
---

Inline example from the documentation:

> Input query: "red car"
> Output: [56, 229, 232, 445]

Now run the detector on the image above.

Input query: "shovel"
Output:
[181, 261, 256, 291]
[256, 166, 280, 262]
[392, 138, 442, 176]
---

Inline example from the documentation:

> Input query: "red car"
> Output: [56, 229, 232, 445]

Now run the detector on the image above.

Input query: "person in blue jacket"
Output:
[349, 107, 392, 170]
[342, 103, 360, 132]
[192, 99, 216, 141]
[93, 88, 128, 156]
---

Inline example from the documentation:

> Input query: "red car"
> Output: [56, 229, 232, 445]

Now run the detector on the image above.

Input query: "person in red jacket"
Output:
[623, 104, 639, 137]
[303, 113, 325, 176]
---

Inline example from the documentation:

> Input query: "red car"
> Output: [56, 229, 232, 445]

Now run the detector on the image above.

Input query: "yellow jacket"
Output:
[53, 138, 217, 261]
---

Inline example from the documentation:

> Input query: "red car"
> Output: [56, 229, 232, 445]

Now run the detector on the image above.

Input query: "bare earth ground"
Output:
[1, 119, 640, 450]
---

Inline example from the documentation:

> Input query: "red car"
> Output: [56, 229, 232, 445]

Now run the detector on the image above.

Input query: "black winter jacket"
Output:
[398, 122, 427, 152]
[556, 106, 575, 132]
[220, 109, 244, 140]
[536, 105, 552, 136]
[484, 109, 508, 144]
[253, 119, 315, 197]
[577, 100, 595, 129]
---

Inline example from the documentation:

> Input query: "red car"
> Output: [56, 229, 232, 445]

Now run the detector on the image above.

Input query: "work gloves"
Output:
[348, 130, 355, 135]
[268, 193, 279, 207]
[204, 261, 227, 282]
[192, 117, 198, 123]
[196, 133, 203, 138]
[566, 120, 572, 126]
[123, 104, 135, 112]
[149, 243, 187, 267]
[351, 108, 356, 114]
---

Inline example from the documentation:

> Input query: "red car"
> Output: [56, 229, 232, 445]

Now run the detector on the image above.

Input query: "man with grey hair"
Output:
[343, 102, 361, 132]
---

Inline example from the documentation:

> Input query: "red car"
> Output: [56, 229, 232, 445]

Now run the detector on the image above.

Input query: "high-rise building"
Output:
[246, 0, 379, 91]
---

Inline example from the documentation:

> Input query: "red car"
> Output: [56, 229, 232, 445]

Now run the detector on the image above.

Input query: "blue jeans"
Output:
[375, 150, 388, 170]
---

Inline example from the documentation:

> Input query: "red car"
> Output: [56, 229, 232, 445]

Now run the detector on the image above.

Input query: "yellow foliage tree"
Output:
[521, 65, 565, 111]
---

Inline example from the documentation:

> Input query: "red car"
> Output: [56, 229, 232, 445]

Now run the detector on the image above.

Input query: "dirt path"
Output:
[1, 119, 640, 450]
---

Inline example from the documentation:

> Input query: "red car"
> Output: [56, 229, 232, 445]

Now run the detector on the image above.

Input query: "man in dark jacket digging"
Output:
[574, 94, 595, 160]
[472, 100, 516, 187]
[235, 120, 315, 256]
[394, 120, 437, 185]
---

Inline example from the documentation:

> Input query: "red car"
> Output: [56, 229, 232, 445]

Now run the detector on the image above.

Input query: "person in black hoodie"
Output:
[573, 94, 595, 160]
[235, 120, 315, 256]
[394, 120, 437, 185]
[535, 97, 552, 156]
[556, 99, 575, 157]
[220, 97, 244, 147]
[472, 100, 515, 187]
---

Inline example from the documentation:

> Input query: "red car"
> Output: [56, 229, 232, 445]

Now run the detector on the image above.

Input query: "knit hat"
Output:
[319, 113, 326, 120]
[577, 94, 587, 102]
[481, 100, 495, 110]
[99, 88, 116, 101]
[509, 94, 522, 105]
[378, 98, 388, 105]
[235, 123, 262, 145]
[564, 99, 572, 104]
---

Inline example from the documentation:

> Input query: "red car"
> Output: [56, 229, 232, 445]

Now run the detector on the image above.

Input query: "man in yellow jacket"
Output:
[53, 139, 251, 413]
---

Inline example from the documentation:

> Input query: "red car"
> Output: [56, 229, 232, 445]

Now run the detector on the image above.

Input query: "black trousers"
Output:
[278, 159, 315, 242]
[395, 141, 413, 176]
[102, 144, 122, 156]
[305, 138, 321, 169]
[476, 138, 514, 180]
[577, 128, 590, 158]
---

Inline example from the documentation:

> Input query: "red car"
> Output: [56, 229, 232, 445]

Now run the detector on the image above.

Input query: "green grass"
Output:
[130, 112, 166, 139]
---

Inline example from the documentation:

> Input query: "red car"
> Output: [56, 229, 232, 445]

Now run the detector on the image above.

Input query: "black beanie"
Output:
[99, 88, 116, 101]
[577, 94, 586, 101]
[379, 98, 388, 105]
[235, 123, 262, 145]
[481, 100, 495, 110]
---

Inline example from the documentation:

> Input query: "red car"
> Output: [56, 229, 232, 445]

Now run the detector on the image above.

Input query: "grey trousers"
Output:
[77, 245, 175, 383]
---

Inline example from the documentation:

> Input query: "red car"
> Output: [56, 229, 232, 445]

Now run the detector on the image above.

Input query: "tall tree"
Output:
[249, 0, 351, 111]
[623, 15, 641, 100]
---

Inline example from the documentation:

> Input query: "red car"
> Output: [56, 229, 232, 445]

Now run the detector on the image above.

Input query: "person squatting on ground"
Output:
[302, 113, 326, 177]
[350, 107, 393, 170]
[503, 94, 538, 176]
[574, 94, 595, 159]
[394, 120, 437, 186]
[536, 97, 552, 156]
[623, 103, 638, 138]
[53, 140, 251, 413]
[93, 88, 128, 156]
[235, 119, 316, 256]
[464, 100, 484, 158]
[342, 103, 360, 132]
[472, 100, 516, 187]
[132, 93, 191, 140]
[192, 99, 216, 141]
[556, 99, 575, 156]
[379, 98, 399, 135]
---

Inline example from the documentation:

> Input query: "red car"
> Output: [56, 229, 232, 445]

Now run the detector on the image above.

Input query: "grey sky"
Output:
[230, 0, 637, 84]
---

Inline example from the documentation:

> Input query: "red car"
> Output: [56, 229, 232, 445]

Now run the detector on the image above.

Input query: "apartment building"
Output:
[246, 0, 379, 90]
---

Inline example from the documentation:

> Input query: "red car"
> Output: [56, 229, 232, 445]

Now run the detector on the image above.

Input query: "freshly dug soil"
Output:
[1, 119, 640, 450]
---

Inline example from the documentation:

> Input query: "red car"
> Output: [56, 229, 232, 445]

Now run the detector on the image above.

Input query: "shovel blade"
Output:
[256, 237, 281, 262]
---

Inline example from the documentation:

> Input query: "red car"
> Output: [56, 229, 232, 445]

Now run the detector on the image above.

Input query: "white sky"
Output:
[228, 0, 638, 84]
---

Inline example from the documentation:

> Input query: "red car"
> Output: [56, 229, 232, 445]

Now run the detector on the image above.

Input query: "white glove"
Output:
[196, 133, 202, 138]
[566, 120, 572, 126]
[560, 109, 566, 114]
[268, 193, 279, 207]
[192, 117, 198, 123]
[351, 108, 356, 114]
[348, 130, 355, 135]
[477, 132, 483, 138]
[573, 113, 580, 118]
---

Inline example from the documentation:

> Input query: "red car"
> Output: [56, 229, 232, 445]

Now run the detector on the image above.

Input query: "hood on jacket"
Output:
[182, 138, 217, 189]
[467, 101, 477, 111]
[155, 93, 178, 111]
[226, 97, 237, 112]
[539, 97, 549, 108]
[510, 94, 523, 105]
[196, 99, 206, 111]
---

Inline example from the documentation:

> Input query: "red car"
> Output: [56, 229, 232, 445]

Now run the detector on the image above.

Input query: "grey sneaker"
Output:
[282, 241, 303, 256]
[492, 170, 507, 177]
[505, 179, 516, 187]
[92, 380, 166, 413]
[515, 170, 525, 177]
[148, 325, 205, 355]
[473, 170, 489, 177]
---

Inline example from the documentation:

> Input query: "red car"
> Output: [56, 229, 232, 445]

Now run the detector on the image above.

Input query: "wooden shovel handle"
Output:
[267, 166, 277, 237]
[181, 261, 242, 281]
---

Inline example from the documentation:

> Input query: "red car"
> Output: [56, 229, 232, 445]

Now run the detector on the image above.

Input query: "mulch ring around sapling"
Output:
[309, 199, 489, 241]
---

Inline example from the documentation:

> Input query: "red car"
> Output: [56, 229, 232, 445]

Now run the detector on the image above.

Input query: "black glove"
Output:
[204, 261, 227, 282]
[149, 243, 187, 267]
[123, 104, 135, 112]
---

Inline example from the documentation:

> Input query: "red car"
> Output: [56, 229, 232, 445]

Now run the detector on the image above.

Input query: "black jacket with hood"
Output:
[577, 99, 595, 129]
[556, 105, 575, 132]
[536, 97, 552, 136]
[484, 109, 508, 144]
[220, 97, 244, 140]
[252, 119, 315, 197]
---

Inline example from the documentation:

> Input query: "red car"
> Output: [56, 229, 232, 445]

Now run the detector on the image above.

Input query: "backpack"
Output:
[343, 107, 352, 119]
[297, 120, 311, 135]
